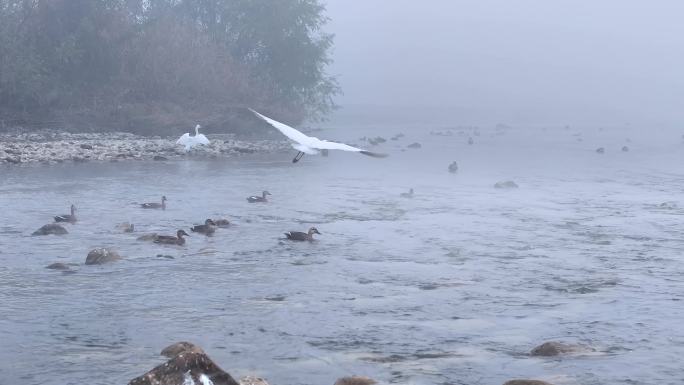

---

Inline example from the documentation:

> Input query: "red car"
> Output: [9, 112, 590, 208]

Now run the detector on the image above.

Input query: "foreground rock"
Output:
[503, 380, 553, 385]
[530, 341, 595, 356]
[129, 346, 239, 385]
[85, 248, 122, 265]
[32, 224, 68, 236]
[334, 376, 377, 385]
[494, 180, 519, 189]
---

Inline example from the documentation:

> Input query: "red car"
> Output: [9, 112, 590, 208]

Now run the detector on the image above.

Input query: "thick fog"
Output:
[326, 0, 684, 128]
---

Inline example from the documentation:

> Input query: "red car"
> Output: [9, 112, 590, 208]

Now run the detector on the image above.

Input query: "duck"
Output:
[247, 191, 271, 203]
[191, 219, 217, 235]
[154, 229, 189, 245]
[400, 188, 414, 198]
[141, 196, 167, 210]
[213, 219, 230, 228]
[54, 204, 77, 223]
[284, 227, 321, 241]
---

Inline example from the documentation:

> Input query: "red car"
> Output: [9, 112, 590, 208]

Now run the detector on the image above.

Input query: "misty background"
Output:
[326, 0, 684, 129]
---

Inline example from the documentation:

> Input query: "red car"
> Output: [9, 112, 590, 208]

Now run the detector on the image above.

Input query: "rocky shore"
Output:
[0, 130, 289, 165]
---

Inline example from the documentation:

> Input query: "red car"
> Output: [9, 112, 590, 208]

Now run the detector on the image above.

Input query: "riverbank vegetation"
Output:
[0, 0, 338, 135]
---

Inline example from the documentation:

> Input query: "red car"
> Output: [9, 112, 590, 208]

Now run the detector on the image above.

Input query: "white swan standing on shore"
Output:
[249, 108, 387, 163]
[177, 124, 210, 151]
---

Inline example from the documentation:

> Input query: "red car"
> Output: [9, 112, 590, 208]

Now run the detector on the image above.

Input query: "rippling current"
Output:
[1, 123, 683, 385]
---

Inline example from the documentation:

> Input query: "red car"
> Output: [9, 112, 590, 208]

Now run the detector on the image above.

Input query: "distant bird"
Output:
[250, 109, 387, 163]
[177, 124, 210, 151]
[247, 191, 271, 203]
[284, 227, 321, 241]
[154, 229, 189, 245]
[191, 219, 216, 235]
[400, 188, 414, 198]
[54, 204, 77, 223]
[141, 196, 167, 210]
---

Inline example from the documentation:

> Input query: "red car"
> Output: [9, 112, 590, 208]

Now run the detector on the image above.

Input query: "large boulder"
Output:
[503, 381, 553, 385]
[32, 224, 68, 236]
[85, 248, 122, 265]
[128, 350, 239, 385]
[530, 341, 594, 356]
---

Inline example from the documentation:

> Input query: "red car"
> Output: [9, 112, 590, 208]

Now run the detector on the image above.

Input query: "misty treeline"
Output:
[0, 0, 338, 134]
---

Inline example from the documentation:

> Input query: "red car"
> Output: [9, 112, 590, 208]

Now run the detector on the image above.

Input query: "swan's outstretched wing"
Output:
[195, 134, 210, 145]
[177, 133, 191, 145]
[315, 140, 388, 158]
[250, 109, 311, 145]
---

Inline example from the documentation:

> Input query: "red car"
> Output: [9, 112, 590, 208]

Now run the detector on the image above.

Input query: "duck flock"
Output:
[32, 192, 323, 246]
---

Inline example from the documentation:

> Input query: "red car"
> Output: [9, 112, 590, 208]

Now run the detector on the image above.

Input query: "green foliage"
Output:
[0, 0, 338, 130]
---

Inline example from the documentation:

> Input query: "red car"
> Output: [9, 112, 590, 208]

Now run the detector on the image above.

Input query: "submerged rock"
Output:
[622, 145, 629, 152]
[468, 137, 474, 145]
[32, 224, 68, 236]
[128, 349, 239, 385]
[503, 381, 553, 385]
[530, 341, 594, 356]
[45, 262, 70, 270]
[407, 142, 422, 149]
[117, 222, 135, 233]
[239, 376, 270, 385]
[153, 155, 168, 161]
[596, 147, 605, 154]
[161, 341, 205, 358]
[85, 248, 122, 265]
[448, 161, 459, 173]
[368, 137, 387, 146]
[494, 180, 519, 189]
[334, 376, 377, 385]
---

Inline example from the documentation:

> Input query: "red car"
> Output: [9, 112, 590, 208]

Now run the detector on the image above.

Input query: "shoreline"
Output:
[0, 130, 290, 165]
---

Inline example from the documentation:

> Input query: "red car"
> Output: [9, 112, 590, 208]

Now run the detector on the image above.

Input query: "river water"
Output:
[1, 123, 683, 385]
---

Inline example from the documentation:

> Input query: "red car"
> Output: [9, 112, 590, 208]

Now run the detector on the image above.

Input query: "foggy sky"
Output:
[325, 0, 684, 128]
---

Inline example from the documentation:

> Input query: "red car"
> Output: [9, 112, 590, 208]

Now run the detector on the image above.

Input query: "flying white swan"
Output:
[249, 109, 387, 163]
[177, 124, 210, 151]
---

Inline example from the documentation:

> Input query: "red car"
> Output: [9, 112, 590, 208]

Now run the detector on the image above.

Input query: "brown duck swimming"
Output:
[54, 204, 77, 223]
[284, 227, 321, 241]
[247, 191, 271, 203]
[141, 196, 167, 210]
[191, 219, 216, 235]
[154, 229, 189, 245]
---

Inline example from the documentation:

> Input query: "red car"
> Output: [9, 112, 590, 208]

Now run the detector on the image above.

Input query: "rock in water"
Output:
[448, 161, 459, 173]
[334, 377, 377, 385]
[32, 224, 68, 236]
[596, 147, 605, 154]
[503, 381, 553, 385]
[407, 142, 422, 149]
[494, 181, 519, 189]
[239, 376, 270, 385]
[622, 145, 629, 152]
[530, 341, 594, 356]
[85, 248, 122, 265]
[128, 350, 239, 385]
[161, 341, 205, 358]
[46, 262, 70, 270]
[468, 137, 474, 145]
